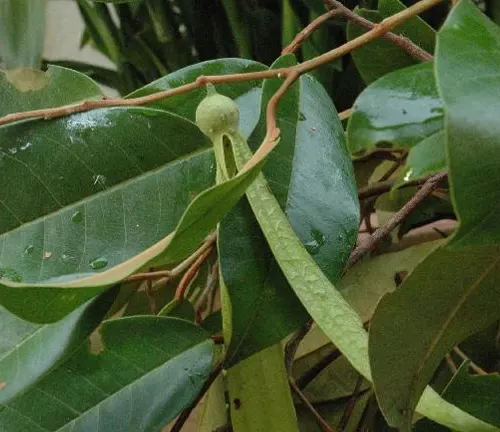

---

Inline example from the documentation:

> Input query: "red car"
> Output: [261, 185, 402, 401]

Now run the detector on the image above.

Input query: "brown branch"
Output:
[445, 353, 458, 374]
[285, 320, 314, 373]
[282, 9, 343, 55]
[124, 232, 217, 284]
[339, 108, 353, 121]
[323, 0, 433, 62]
[0, 0, 443, 129]
[175, 245, 214, 300]
[337, 374, 364, 431]
[347, 171, 448, 270]
[358, 172, 440, 199]
[290, 378, 336, 432]
[170, 362, 224, 432]
[453, 346, 488, 375]
[195, 261, 219, 324]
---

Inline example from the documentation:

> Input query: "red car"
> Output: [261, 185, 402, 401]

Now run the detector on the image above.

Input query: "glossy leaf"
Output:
[228, 80, 496, 431]
[369, 2, 500, 428]
[0, 287, 118, 404]
[127, 58, 267, 126]
[347, 62, 443, 154]
[396, 131, 446, 187]
[347, 0, 435, 83]
[227, 344, 299, 432]
[220, 57, 359, 365]
[0, 0, 46, 69]
[0, 66, 102, 116]
[0, 317, 214, 431]
[443, 362, 500, 427]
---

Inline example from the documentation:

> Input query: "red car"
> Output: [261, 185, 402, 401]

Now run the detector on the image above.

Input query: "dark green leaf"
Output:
[347, 62, 443, 154]
[0, 288, 118, 404]
[443, 362, 500, 427]
[347, 0, 435, 83]
[219, 56, 359, 365]
[0, 317, 214, 431]
[396, 131, 446, 187]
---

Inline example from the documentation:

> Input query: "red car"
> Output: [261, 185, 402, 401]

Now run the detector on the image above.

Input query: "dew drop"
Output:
[61, 253, 76, 263]
[71, 210, 83, 223]
[24, 244, 34, 255]
[299, 112, 306, 121]
[44, 251, 52, 260]
[89, 257, 108, 270]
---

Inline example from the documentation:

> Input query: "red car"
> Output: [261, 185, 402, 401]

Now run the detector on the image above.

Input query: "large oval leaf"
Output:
[219, 56, 359, 365]
[0, 66, 102, 116]
[369, 2, 500, 428]
[0, 287, 118, 404]
[347, 62, 443, 154]
[0, 316, 214, 431]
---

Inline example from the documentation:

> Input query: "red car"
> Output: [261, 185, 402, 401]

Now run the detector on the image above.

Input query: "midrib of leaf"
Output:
[411, 256, 500, 399]
[4, 340, 212, 432]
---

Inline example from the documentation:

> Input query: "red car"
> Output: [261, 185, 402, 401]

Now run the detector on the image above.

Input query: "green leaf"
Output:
[396, 131, 446, 187]
[0, 0, 46, 69]
[340, 240, 442, 323]
[0, 287, 118, 404]
[347, 62, 443, 154]
[0, 316, 214, 431]
[347, 0, 435, 84]
[227, 344, 299, 432]
[226, 61, 496, 431]
[369, 2, 500, 428]
[127, 58, 267, 124]
[219, 56, 359, 365]
[442, 362, 500, 427]
[0, 66, 102, 116]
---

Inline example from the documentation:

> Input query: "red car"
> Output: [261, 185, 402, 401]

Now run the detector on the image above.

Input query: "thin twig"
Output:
[124, 232, 217, 284]
[145, 268, 156, 314]
[282, 9, 343, 55]
[0, 0, 443, 129]
[337, 374, 365, 431]
[453, 346, 488, 375]
[323, 0, 433, 62]
[170, 362, 224, 432]
[195, 261, 219, 324]
[296, 348, 342, 390]
[175, 245, 214, 300]
[445, 353, 458, 374]
[339, 108, 353, 121]
[358, 174, 436, 200]
[290, 378, 336, 432]
[285, 320, 314, 373]
[346, 171, 448, 270]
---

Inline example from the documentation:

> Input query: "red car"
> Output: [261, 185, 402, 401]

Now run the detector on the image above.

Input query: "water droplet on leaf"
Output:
[24, 244, 34, 255]
[299, 112, 306, 121]
[89, 257, 108, 270]
[71, 211, 83, 223]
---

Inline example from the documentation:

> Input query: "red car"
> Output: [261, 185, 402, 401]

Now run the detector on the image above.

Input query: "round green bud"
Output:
[195, 85, 240, 139]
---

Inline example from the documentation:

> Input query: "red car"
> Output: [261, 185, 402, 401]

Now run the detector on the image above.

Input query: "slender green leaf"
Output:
[347, 62, 443, 154]
[347, 0, 435, 83]
[0, 66, 102, 116]
[227, 344, 299, 432]
[0, 317, 214, 431]
[0, 287, 118, 404]
[369, 2, 500, 428]
[0, 0, 46, 69]
[219, 56, 359, 365]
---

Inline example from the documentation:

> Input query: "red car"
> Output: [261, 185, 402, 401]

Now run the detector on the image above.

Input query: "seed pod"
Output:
[195, 84, 240, 140]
